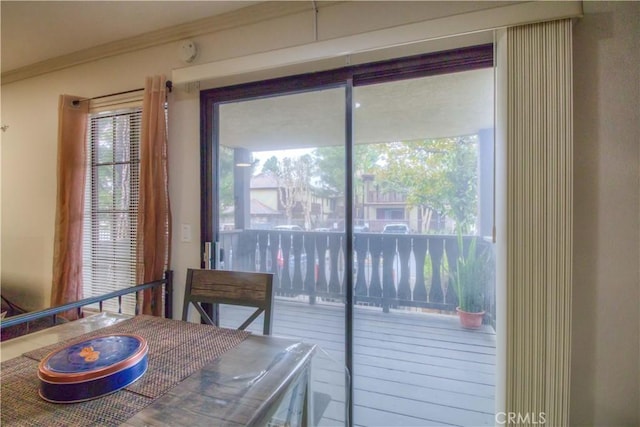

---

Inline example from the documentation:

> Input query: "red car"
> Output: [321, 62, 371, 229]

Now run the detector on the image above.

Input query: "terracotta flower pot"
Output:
[456, 307, 485, 329]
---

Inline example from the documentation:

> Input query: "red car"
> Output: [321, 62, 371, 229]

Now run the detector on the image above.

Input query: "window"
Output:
[201, 44, 495, 426]
[376, 208, 404, 220]
[82, 107, 141, 314]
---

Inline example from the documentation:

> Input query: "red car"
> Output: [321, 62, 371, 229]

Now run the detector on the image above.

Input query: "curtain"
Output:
[51, 95, 89, 319]
[506, 19, 573, 425]
[137, 75, 171, 316]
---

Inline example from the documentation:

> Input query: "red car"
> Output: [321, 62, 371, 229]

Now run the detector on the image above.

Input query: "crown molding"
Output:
[1, 1, 314, 85]
[173, 0, 583, 85]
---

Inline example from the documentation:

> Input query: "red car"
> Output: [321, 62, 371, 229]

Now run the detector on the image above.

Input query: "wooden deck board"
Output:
[218, 298, 496, 426]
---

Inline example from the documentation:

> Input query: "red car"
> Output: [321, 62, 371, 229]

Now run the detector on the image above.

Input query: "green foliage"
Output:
[312, 146, 344, 195]
[312, 144, 382, 197]
[423, 255, 433, 284]
[94, 113, 136, 214]
[262, 154, 316, 226]
[218, 146, 235, 211]
[452, 233, 490, 313]
[245, 136, 479, 233]
[445, 139, 478, 234]
[377, 136, 479, 233]
[261, 155, 280, 175]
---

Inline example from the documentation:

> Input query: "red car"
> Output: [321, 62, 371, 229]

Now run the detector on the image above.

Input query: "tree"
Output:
[312, 146, 343, 196]
[444, 137, 478, 233]
[261, 155, 279, 175]
[277, 158, 298, 223]
[95, 114, 136, 241]
[218, 146, 235, 212]
[265, 155, 315, 227]
[377, 136, 478, 233]
[312, 144, 382, 197]
[294, 154, 315, 230]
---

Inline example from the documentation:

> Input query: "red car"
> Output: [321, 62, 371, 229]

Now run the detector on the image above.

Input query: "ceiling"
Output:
[0, 1, 257, 73]
[220, 67, 494, 151]
[2, 1, 494, 148]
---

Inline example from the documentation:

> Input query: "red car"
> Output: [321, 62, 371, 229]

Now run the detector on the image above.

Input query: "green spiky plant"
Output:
[452, 232, 491, 313]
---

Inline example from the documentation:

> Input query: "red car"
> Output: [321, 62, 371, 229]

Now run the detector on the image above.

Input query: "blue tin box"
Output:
[38, 334, 148, 403]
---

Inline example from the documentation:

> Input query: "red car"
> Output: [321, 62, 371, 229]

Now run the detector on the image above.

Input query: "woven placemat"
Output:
[1, 316, 250, 426]
[1, 357, 153, 427]
[22, 315, 249, 399]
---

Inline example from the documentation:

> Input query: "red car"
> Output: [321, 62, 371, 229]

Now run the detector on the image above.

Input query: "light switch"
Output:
[181, 224, 192, 242]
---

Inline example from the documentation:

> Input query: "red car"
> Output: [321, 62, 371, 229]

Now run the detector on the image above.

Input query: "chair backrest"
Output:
[182, 269, 274, 335]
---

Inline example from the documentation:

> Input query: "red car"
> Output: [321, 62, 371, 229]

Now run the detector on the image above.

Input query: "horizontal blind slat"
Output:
[83, 107, 141, 315]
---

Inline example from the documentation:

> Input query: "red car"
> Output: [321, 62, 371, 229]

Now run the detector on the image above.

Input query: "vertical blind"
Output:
[82, 107, 142, 314]
[506, 19, 573, 425]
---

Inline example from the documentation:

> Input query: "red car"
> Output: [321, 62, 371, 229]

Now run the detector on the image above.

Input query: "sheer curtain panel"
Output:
[51, 95, 89, 319]
[137, 76, 171, 316]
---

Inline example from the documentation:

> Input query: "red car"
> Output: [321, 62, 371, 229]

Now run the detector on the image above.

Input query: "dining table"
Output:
[0, 312, 316, 427]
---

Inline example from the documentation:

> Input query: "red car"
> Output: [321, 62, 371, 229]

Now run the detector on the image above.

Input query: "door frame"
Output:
[200, 43, 494, 426]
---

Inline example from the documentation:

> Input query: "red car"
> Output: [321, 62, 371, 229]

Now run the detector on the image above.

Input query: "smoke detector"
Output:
[179, 40, 198, 63]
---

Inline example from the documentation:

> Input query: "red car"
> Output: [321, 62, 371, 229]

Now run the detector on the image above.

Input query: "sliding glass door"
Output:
[201, 45, 495, 427]
[351, 69, 496, 426]
[205, 84, 350, 425]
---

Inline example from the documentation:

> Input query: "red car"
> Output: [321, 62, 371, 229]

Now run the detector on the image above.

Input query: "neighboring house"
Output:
[223, 168, 460, 233]
[249, 173, 280, 213]
[249, 198, 282, 229]
[246, 172, 341, 230]
[249, 171, 443, 232]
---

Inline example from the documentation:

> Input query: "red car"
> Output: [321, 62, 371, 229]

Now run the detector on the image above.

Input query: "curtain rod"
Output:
[72, 80, 172, 106]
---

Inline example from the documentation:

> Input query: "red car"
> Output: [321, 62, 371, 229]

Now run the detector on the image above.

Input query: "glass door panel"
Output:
[204, 46, 497, 427]
[352, 68, 496, 426]
[215, 87, 348, 426]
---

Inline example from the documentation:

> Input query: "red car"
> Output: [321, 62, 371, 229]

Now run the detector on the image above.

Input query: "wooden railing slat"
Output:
[397, 236, 412, 301]
[428, 237, 445, 303]
[368, 235, 383, 299]
[412, 237, 428, 301]
[217, 231, 493, 322]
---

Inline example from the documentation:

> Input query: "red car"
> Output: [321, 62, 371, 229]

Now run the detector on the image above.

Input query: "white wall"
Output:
[572, 1, 640, 425]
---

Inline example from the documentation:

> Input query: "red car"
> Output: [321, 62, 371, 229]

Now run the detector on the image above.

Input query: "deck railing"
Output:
[218, 231, 496, 327]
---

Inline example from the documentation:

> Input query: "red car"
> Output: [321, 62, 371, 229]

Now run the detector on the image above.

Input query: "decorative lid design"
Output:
[39, 334, 147, 383]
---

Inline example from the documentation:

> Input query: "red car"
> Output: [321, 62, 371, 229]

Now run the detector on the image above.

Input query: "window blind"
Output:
[82, 107, 142, 314]
[506, 19, 573, 425]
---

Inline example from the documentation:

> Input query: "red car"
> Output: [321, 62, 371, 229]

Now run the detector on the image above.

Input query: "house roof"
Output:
[251, 173, 279, 189]
[251, 199, 279, 216]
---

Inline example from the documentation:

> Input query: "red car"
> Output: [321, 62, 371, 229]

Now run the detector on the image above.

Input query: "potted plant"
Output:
[452, 233, 491, 329]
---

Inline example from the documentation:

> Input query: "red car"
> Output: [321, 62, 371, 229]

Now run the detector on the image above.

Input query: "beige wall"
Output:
[572, 1, 640, 425]
[1, 1, 638, 425]
[0, 3, 309, 309]
[1, 45, 186, 309]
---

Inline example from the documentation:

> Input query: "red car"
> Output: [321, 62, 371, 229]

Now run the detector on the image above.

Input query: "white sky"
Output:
[252, 148, 314, 173]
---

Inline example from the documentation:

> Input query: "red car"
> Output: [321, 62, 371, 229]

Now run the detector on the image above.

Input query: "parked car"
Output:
[382, 223, 410, 234]
[274, 225, 303, 231]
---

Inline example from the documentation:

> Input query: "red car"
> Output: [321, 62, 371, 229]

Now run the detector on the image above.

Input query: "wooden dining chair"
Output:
[182, 269, 275, 335]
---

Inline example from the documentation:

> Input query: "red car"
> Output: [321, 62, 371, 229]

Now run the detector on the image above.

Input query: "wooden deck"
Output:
[219, 297, 496, 427]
